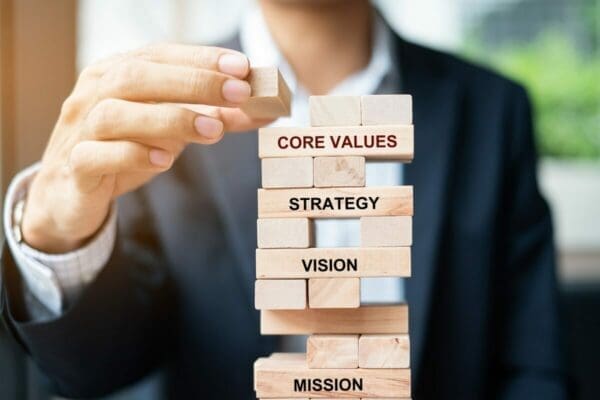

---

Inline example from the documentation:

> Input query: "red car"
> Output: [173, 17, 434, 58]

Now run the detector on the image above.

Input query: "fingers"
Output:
[131, 44, 249, 79]
[178, 104, 276, 132]
[69, 140, 173, 180]
[98, 59, 250, 106]
[85, 99, 224, 144]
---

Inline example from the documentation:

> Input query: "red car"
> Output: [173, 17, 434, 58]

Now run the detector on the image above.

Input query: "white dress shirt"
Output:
[4, 8, 404, 316]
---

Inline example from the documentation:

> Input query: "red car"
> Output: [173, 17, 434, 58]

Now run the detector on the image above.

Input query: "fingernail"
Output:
[222, 79, 251, 103]
[218, 53, 249, 77]
[194, 116, 223, 139]
[149, 149, 172, 167]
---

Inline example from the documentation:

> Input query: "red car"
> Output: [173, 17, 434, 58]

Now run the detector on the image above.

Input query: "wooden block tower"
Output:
[246, 68, 414, 399]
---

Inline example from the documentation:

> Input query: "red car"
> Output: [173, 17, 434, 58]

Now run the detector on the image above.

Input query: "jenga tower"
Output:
[246, 68, 413, 399]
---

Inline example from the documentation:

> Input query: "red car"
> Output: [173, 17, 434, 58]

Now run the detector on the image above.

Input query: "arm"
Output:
[3, 163, 116, 316]
[1, 188, 173, 398]
[495, 87, 569, 399]
[1, 43, 268, 398]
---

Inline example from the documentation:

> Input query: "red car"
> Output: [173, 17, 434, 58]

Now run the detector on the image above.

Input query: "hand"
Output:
[22, 44, 269, 253]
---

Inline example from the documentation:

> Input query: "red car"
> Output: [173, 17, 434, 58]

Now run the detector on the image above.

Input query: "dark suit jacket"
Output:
[1, 32, 568, 399]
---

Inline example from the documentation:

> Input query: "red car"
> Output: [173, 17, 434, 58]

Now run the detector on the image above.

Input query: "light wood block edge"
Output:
[262, 157, 314, 189]
[260, 304, 409, 335]
[308, 278, 360, 309]
[307, 334, 359, 369]
[314, 156, 366, 188]
[359, 334, 410, 368]
[257, 218, 314, 249]
[309, 95, 361, 127]
[255, 279, 307, 310]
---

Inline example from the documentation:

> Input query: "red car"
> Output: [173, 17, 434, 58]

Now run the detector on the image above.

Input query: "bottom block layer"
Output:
[254, 353, 411, 398]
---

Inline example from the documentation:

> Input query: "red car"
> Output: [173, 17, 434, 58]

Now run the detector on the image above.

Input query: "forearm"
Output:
[1, 187, 174, 398]
[3, 164, 116, 315]
[2, 238, 173, 398]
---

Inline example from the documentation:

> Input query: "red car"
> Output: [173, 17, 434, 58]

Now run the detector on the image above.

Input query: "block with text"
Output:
[252, 82, 413, 399]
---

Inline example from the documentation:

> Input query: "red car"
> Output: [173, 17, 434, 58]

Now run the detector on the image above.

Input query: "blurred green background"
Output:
[463, 0, 600, 159]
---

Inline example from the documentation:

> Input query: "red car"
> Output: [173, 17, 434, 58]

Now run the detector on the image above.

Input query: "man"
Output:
[1, 0, 568, 399]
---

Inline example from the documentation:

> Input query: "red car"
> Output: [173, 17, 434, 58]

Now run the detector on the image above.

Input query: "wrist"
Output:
[19, 168, 89, 253]
[20, 167, 113, 254]
[21, 206, 86, 254]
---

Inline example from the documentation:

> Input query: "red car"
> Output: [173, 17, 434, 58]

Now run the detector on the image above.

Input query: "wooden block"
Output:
[256, 247, 411, 279]
[257, 218, 313, 249]
[361, 95, 412, 125]
[255, 279, 307, 310]
[259, 125, 413, 160]
[314, 156, 365, 188]
[262, 157, 313, 188]
[307, 335, 359, 369]
[309, 95, 361, 127]
[261, 304, 408, 335]
[258, 186, 413, 219]
[254, 353, 410, 398]
[360, 216, 412, 247]
[241, 67, 291, 119]
[309, 278, 360, 309]
[359, 334, 410, 368]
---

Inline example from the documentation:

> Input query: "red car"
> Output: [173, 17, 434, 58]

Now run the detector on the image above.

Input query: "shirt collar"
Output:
[240, 7, 395, 97]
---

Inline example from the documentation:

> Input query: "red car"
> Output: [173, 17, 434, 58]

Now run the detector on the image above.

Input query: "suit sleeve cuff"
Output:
[3, 163, 117, 314]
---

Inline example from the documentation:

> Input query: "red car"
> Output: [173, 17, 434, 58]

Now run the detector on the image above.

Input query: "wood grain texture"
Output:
[360, 216, 412, 247]
[254, 353, 410, 398]
[241, 67, 291, 118]
[257, 218, 313, 249]
[258, 186, 413, 219]
[259, 125, 413, 160]
[309, 278, 360, 309]
[255, 279, 307, 310]
[256, 247, 411, 279]
[309, 95, 362, 127]
[361, 95, 412, 125]
[307, 335, 359, 368]
[262, 157, 314, 188]
[359, 334, 410, 368]
[314, 156, 365, 188]
[260, 304, 408, 335]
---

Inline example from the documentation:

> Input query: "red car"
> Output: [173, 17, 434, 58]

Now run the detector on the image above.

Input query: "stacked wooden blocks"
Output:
[246, 69, 414, 399]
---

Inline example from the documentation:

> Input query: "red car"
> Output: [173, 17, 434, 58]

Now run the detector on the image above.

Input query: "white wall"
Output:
[78, 0, 469, 69]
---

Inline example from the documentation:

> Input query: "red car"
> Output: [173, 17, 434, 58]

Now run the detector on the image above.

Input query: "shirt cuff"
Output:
[3, 163, 117, 315]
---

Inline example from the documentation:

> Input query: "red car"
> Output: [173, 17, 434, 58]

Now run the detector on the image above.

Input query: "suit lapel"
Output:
[397, 38, 463, 379]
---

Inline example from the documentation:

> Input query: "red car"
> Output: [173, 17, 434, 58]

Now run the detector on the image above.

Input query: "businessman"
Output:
[1, 0, 568, 399]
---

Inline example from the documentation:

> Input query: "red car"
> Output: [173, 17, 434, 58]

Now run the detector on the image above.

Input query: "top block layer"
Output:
[259, 125, 413, 160]
[241, 67, 291, 119]
[309, 95, 362, 127]
[361, 94, 412, 125]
